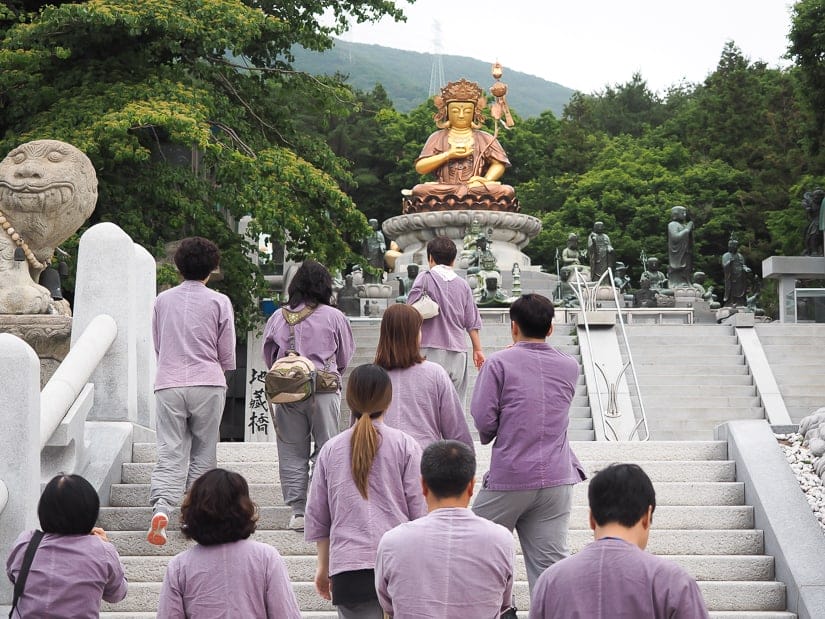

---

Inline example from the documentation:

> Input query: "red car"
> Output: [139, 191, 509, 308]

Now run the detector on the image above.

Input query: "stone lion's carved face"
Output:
[0, 139, 97, 250]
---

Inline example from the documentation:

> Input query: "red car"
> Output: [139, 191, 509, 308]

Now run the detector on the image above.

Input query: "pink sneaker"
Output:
[147, 512, 169, 546]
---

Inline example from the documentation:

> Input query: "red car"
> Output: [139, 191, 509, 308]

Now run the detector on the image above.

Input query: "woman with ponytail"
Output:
[304, 364, 427, 618]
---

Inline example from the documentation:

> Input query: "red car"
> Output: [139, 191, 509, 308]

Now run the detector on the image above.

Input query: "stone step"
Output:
[626, 343, 742, 355]
[640, 407, 765, 421]
[636, 374, 755, 387]
[772, 384, 825, 396]
[99, 505, 753, 537]
[624, 325, 734, 335]
[619, 340, 742, 348]
[635, 395, 762, 408]
[636, 384, 757, 397]
[630, 353, 745, 364]
[117, 551, 771, 585]
[756, 335, 825, 346]
[100, 578, 785, 613]
[634, 364, 749, 375]
[131, 441, 727, 464]
[103, 528, 763, 559]
[121, 459, 736, 485]
[110, 481, 744, 508]
[569, 429, 595, 441]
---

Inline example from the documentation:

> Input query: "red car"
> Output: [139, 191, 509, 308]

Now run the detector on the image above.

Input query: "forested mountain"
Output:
[290, 39, 575, 117]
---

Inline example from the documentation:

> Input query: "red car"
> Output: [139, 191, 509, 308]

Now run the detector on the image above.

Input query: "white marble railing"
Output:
[40, 314, 117, 448]
[0, 222, 157, 604]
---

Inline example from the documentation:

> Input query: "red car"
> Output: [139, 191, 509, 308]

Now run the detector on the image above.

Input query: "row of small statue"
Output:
[558, 222, 757, 311]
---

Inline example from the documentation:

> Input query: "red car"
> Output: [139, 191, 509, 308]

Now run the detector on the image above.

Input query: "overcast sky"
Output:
[339, 0, 795, 94]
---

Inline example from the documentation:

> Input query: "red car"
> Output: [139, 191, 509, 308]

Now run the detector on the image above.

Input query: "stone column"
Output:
[72, 223, 137, 422]
[0, 334, 41, 604]
[133, 243, 156, 430]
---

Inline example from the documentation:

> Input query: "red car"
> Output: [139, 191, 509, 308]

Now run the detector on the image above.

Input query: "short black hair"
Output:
[427, 236, 457, 266]
[174, 236, 221, 280]
[421, 440, 476, 498]
[509, 293, 555, 339]
[38, 474, 100, 535]
[180, 469, 258, 545]
[288, 260, 333, 308]
[588, 463, 656, 527]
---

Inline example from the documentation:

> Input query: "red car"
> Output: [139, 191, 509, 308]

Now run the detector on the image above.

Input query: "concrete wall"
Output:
[716, 420, 825, 618]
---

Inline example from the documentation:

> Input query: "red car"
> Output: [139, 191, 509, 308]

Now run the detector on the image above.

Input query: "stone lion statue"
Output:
[0, 139, 97, 313]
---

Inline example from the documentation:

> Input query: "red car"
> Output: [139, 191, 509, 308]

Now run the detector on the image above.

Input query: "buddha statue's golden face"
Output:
[447, 102, 475, 129]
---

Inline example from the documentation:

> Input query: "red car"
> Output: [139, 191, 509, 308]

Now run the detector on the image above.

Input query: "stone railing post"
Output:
[72, 223, 138, 422]
[0, 334, 41, 604]
[134, 243, 156, 430]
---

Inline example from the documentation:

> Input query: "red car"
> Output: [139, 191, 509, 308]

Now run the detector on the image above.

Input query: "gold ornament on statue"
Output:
[489, 62, 515, 138]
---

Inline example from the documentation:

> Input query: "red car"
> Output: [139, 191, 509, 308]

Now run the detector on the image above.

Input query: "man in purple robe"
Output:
[407, 236, 484, 404]
[529, 463, 710, 619]
[148, 237, 236, 545]
[376, 440, 515, 618]
[471, 293, 585, 593]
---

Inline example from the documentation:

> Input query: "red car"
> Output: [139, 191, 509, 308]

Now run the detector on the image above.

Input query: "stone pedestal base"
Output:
[357, 284, 393, 318]
[673, 287, 700, 308]
[382, 210, 542, 273]
[0, 315, 72, 386]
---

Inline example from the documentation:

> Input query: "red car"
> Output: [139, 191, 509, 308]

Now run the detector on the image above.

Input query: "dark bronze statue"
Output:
[802, 189, 825, 256]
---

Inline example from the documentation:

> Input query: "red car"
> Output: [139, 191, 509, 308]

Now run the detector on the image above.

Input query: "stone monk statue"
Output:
[407, 79, 516, 211]
[667, 206, 694, 288]
[723, 236, 751, 307]
[587, 221, 614, 281]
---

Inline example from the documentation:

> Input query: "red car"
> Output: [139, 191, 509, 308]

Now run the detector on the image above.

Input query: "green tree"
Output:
[0, 0, 409, 331]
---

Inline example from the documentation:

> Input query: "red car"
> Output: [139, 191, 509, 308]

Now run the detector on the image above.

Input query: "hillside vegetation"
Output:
[291, 39, 575, 117]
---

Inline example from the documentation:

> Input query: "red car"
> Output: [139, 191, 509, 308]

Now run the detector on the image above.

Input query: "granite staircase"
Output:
[754, 323, 825, 423]
[620, 324, 766, 440]
[97, 439, 794, 618]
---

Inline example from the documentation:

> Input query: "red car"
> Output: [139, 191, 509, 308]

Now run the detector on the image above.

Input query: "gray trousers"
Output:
[421, 346, 469, 405]
[337, 600, 384, 619]
[274, 393, 341, 516]
[149, 386, 226, 515]
[472, 484, 574, 594]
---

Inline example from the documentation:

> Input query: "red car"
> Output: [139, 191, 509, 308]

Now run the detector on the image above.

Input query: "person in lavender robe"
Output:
[7, 475, 127, 619]
[149, 236, 236, 546]
[305, 364, 427, 619]
[471, 293, 586, 594]
[529, 464, 710, 619]
[376, 440, 515, 618]
[262, 260, 355, 532]
[374, 304, 473, 451]
[157, 469, 301, 618]
[406, 235, 484, 405]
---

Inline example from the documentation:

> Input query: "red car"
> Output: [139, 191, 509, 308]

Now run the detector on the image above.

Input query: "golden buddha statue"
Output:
[404, 79, 517, 213]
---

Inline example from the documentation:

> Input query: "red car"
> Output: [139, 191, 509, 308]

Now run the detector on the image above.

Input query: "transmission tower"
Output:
[428, 20, 445, 96]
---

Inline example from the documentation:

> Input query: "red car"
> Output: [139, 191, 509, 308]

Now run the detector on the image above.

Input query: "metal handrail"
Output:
[569, 269, 649, 441]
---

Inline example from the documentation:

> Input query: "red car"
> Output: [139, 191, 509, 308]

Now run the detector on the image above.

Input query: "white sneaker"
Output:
[288, 514, 304, 532]
[147, 512, 169, 546]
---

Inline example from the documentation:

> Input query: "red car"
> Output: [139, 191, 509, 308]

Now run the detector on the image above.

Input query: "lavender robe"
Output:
[6, 531, 127, 619]
[471, 341, 585, 490]
[384, 361, 473, 450]
[407, 271, 481, 353]
[304, 422, 427, 576]
[262, 302, 355, 382]
[153, 279, 236, 390]
[376, 507, 515, 618]
[529, 537, 710, 618]
[157, 538, 301, 619]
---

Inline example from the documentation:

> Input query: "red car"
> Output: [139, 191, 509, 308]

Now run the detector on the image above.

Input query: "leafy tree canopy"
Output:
[0, 0, 410, 332]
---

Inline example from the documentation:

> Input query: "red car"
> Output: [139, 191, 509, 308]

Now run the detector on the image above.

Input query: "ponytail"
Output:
[351, 413, 380, 499]
[345, 364, 393, 500]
